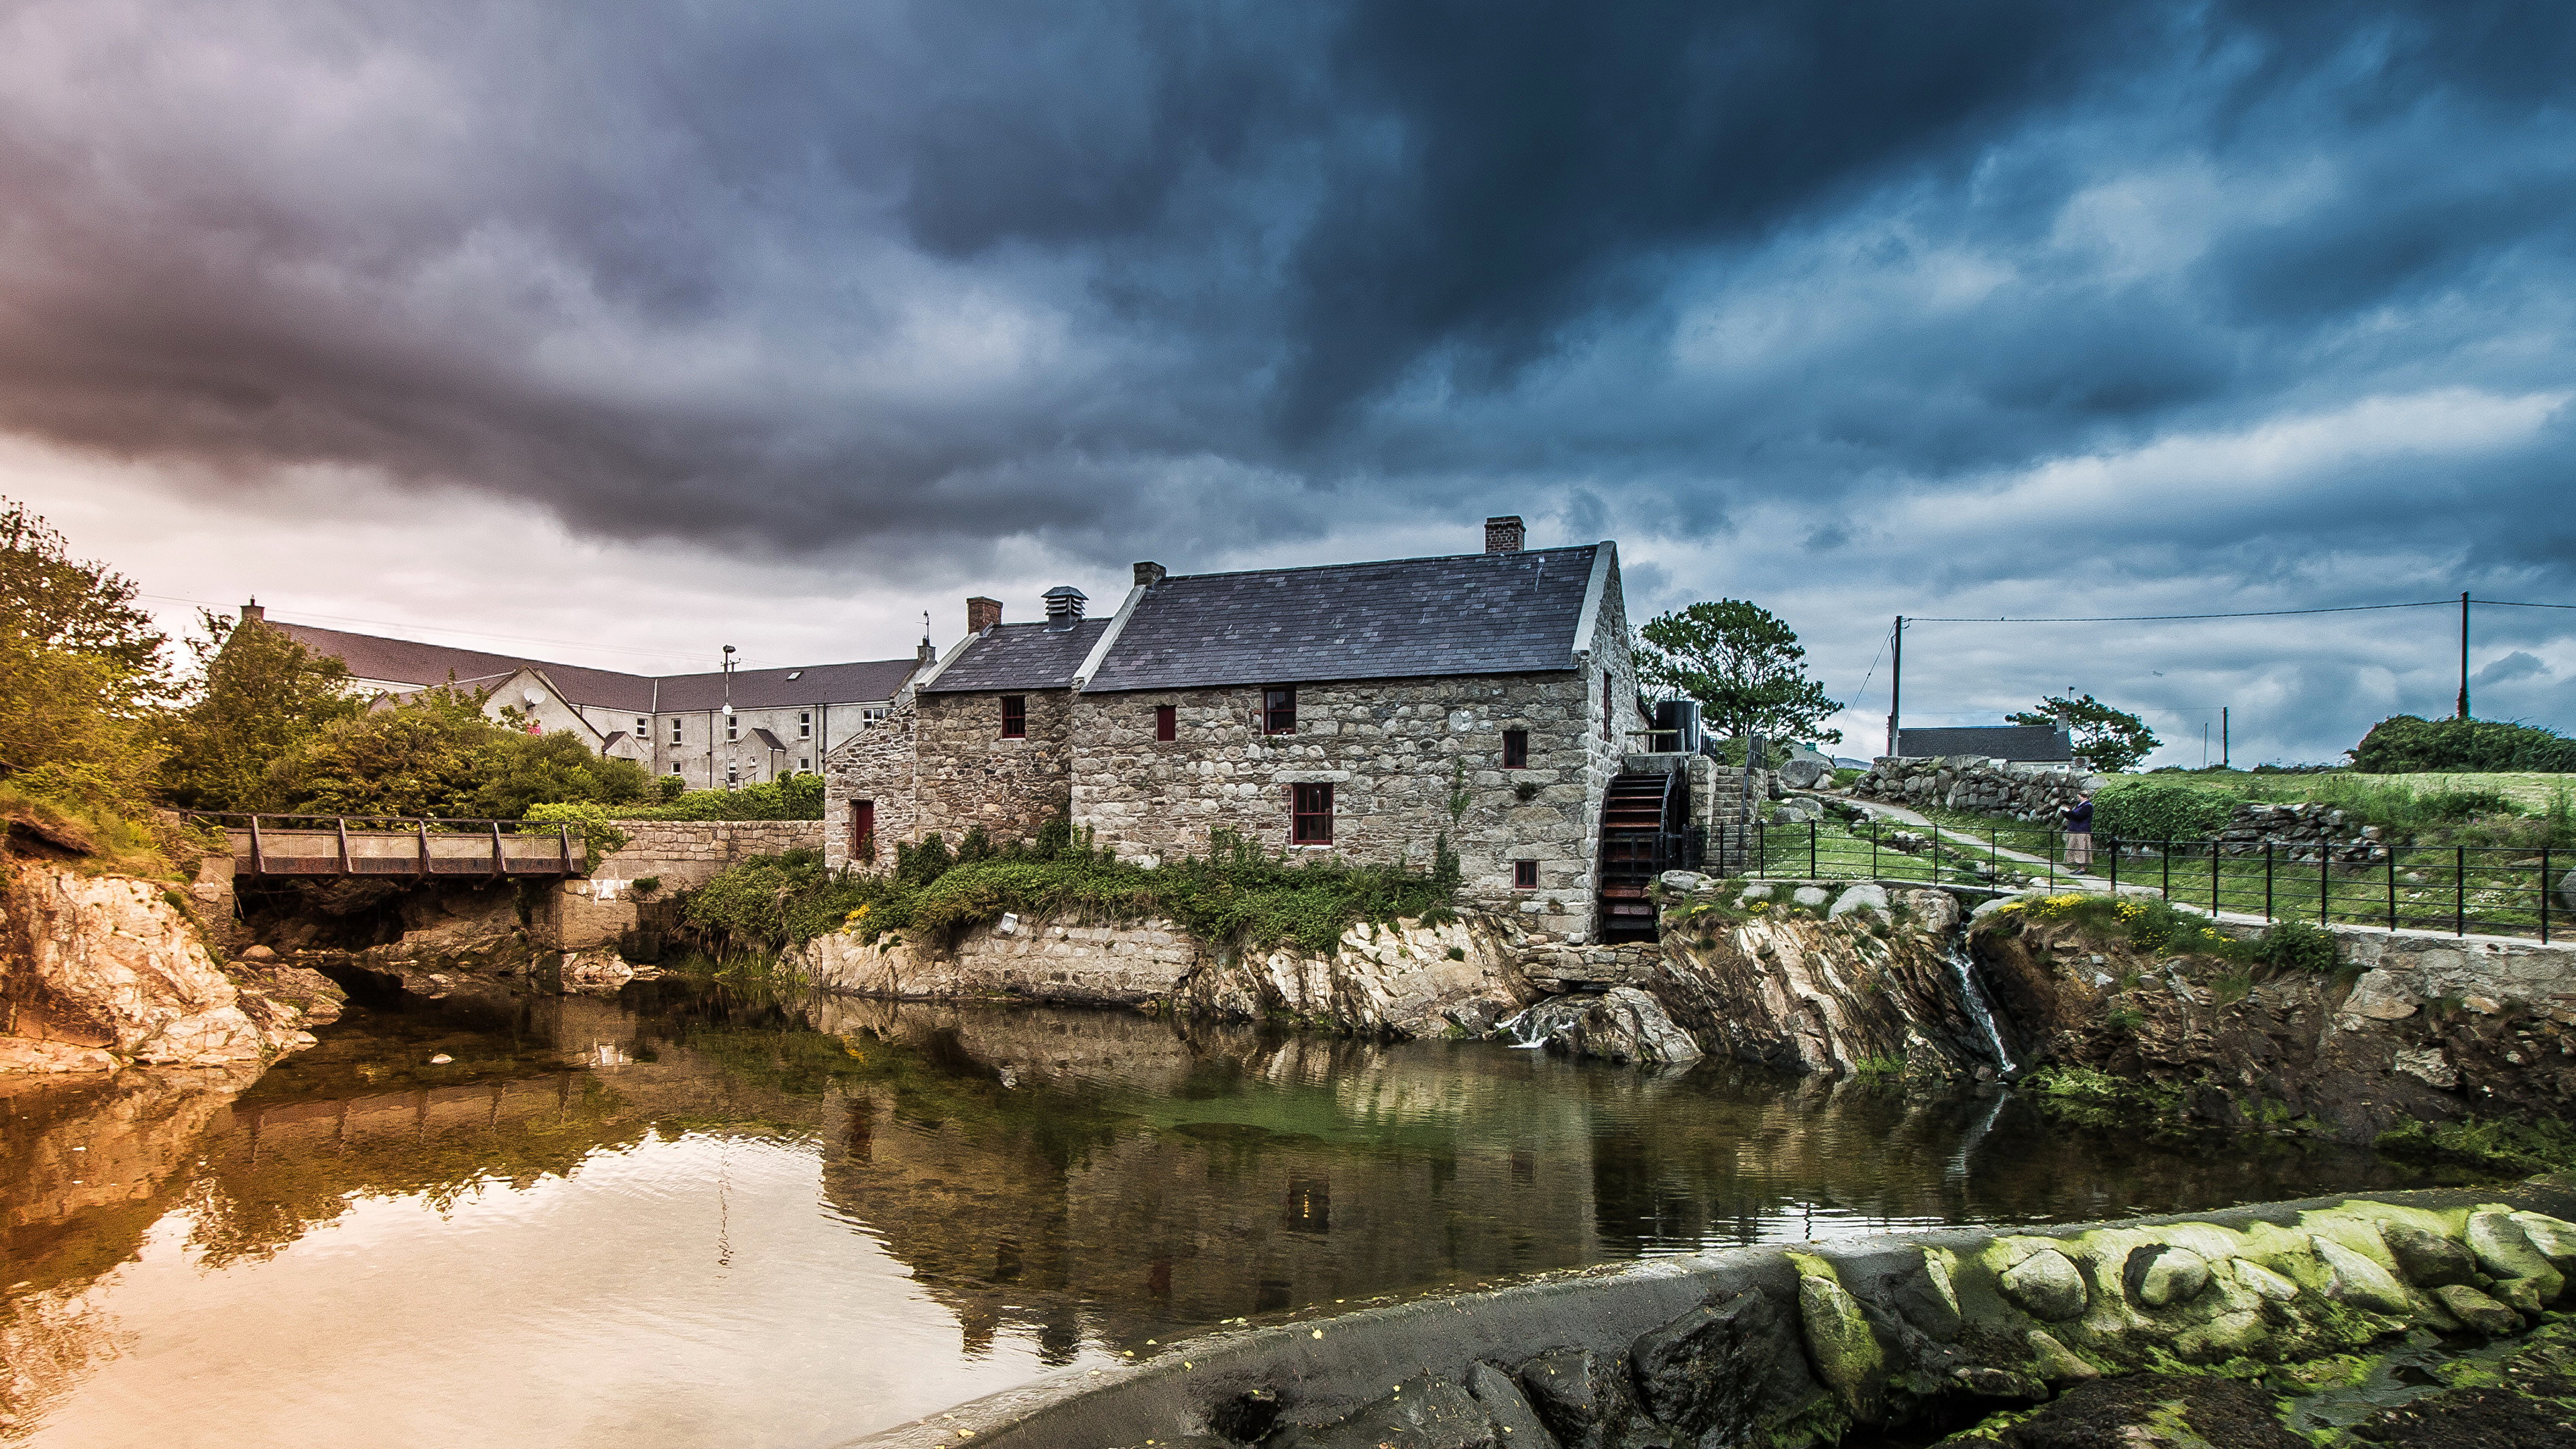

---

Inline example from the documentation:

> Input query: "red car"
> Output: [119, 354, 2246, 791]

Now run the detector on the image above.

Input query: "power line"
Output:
[1907, 600, 2457, 624]
[2479, 598, 2576, 610]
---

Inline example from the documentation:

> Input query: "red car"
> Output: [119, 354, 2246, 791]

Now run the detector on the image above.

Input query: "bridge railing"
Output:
[182, 812, 583, 878]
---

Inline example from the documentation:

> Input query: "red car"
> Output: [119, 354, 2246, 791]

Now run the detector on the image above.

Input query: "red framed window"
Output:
[1264, 687, 1297, 735]
[1513, 860, 1538, 890]
[1155, 704, 1177, 741]
[1291, 782, 1333, 844]
[1502, 729, 1529, 769]
[1000, 695, 1026, 739]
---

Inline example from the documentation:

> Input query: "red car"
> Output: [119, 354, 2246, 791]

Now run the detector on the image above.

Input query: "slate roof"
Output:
[920, 619, 1110, 693]
[267, 621, 916, 712]
[1081, 544, 1602, 693]
[1896, 725, 2074, 762]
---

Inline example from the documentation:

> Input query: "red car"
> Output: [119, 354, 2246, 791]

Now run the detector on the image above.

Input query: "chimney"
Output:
[1042, 586, 1088, 631]
[967, 596, 1002, 634]
[1133, 561, 1166, 587]
[239, 598, 265, 625]
[1484, 516, 1525, 554]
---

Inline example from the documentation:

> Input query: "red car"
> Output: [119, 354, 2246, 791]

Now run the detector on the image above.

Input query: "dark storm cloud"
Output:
[1, 0, 2573, 755]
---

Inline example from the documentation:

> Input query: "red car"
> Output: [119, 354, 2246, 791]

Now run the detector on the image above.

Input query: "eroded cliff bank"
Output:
[1, 858, 341, 1074]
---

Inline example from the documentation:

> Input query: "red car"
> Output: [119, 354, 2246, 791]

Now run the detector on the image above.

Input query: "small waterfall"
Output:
[1942, 936, 2016, 1076]
[1496, 997, 1590, 1050]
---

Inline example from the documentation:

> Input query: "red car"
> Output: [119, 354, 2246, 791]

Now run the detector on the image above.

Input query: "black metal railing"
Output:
[1711, 817, 2563, 943]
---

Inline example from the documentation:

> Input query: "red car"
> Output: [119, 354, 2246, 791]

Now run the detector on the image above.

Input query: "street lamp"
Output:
[721, 645, 737, 789]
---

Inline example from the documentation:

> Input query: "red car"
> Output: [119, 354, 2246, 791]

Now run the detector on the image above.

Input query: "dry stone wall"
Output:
[1853, 755, 2099, 820]
[547, 819, 824, 951]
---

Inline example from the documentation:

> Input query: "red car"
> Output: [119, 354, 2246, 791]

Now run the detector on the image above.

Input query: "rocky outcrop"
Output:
[858, 1181, 2576, 1449]
[1642, 881, 2009, 1083]
[1, 861, 339, 1073]
[1501, 985, 1703, 1065]
[1970, 903, 2576, 1141]
[806, 912, 1532, 1040]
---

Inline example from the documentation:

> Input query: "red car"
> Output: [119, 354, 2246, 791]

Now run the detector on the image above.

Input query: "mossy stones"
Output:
[2233, 1259, 2301, 1302]
[2509, 1211, 2576, 1274]
[2023, 1330, 2100, 1385]
[2431, 1283, 2523, 1336]
[2465, 1210, 2565, 1303]
[2125, 1245, 2212, 1309]
[2000, 1247, 2089, 1321]
[1790, 1254, 1886, 1417]
[1894, 1251, 1962, 1341]
[2379, 1222, 2477, 1287]
[2312, 1236, 2411, 1316]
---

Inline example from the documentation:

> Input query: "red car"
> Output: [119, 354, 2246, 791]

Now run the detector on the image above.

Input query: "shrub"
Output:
[2351, 714, 2576, 773]
[522, 802, 633, 869]
[2091, 780, 2237, 842]
[621, 772, 822, 821]
[2244, 918, 2338, 973]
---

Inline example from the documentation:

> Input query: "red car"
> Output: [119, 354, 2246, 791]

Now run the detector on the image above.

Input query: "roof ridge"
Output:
[1156, 541, 1597, 586]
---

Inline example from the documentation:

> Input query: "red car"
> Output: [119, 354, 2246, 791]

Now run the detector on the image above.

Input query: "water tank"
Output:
[1650, 699, 1703, 755]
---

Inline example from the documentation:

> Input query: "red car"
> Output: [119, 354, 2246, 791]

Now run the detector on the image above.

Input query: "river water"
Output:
[1, 978, 2430, 1447]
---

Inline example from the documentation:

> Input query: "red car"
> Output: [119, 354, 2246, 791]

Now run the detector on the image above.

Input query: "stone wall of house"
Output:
[1069, 671, 1603, 938]
[823, 697, 920, 871]
[914, 688, 1077, 849]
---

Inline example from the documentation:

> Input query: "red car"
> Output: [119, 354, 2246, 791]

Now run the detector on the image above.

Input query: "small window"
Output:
[1513, 860, 1538, 890]
[861, 706, 888, 727]
[669, 718, 684, 745]
[798, 710, 812, 739]
[1155, 704, 1177, 742]
[1291, 782, 1333, 845]
[798, 757, 810, 772]
[725, 714, 739, 742]
[1264, 687, 1297, 735]
[1502, 729, 1529, 769]
[1601, 674, 1613, 741]
[1000, 695, 1027, 739]
[635, 716, 648, 738]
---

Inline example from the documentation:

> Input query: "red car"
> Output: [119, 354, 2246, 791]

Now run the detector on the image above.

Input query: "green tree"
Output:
[0, 496, 168, 694]
[467, 731, 652, 818]
[0, 501, 168, 819]
[2008, 694, 2160, 772]
[1633, 600, 1843, 744]
[161, 611, 361, 810]
[265, 692, 506, 818]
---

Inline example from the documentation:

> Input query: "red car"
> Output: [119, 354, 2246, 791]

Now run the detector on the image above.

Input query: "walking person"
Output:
[2064, 790, 2095, 873]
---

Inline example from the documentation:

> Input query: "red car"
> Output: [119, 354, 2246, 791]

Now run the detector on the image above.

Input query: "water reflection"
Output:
[0, 981, 2428, 1446]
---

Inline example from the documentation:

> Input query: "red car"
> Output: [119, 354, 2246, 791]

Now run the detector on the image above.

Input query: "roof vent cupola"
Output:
[1042, 586, 1088, 631]
[1485, 516, 1525, 554]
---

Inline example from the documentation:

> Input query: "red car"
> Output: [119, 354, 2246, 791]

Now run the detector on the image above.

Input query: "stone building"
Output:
[251, 604, 922, 788]
[826, 518, 1658, 943]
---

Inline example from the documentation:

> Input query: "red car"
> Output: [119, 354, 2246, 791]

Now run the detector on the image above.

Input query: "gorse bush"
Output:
[2092, 780, 2237, 841]
[2351, 714, 2576, 773]
[681, 820, 1460, 958]
[1998, 892, 2339, 972]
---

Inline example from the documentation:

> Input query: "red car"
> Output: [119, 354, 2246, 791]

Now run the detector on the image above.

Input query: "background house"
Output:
[247, 603, 920, 788]
[1893, 724, 2075, 764]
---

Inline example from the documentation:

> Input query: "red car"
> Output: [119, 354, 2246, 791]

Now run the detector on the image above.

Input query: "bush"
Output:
[2351, 715, 2576, 773]
[2244, 918, 2339, 973]
[621, 772, 823, 821]
[521, 802, 633, 869]
[2091, 780, 2237, 842]
[679, 821, 1461, 957]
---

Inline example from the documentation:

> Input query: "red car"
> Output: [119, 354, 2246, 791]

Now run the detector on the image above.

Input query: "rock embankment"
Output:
[851, 1181, 2576, 1449]
[1, 859, 340, 1073]
[1970, 904, 2576, 1142]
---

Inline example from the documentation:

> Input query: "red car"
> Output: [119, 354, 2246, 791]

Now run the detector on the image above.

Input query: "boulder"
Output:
[2509, 1212, 2576, 1274]
[1779, 757, 1831, 790]
[2127, 1246, 2212, 1309]
[1827, 883, 1890, 921]
[2313, 1236, 2410, 1316]
[2465, 1211, 2564, 1303]
[1659, 871, 1711, 894]
[2430, 1283, 2522, 1336]
[1513, 987, 1703, 1066]
[1269, 1373, 1495, 1448]
[1791, 886, 1830, 909]
[2000, 1248, 2088, 1320]
[2379, 1223, 2476, 1287]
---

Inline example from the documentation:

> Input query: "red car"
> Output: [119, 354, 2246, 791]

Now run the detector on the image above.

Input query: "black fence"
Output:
[1711, 818, 2564, 943]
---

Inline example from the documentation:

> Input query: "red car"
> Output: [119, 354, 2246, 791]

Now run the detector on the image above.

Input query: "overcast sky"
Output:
[3, 0, 2570, 763]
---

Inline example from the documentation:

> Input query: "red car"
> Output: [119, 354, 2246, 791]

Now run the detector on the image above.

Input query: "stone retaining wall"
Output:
[1853, 755, 2098, 820]
[547, 819, 824, 950]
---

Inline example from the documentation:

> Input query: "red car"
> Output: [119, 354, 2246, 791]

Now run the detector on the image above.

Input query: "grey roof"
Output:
[921, 619, 1110, 693]
[1082, 544, 1601, 694]
[1897, 725, 2074, 761]
[267, 621, 916, 712]
[749, 727, 789, 751]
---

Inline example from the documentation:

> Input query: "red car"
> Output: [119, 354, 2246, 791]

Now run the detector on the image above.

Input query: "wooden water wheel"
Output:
[1596, 769, 1688, 942]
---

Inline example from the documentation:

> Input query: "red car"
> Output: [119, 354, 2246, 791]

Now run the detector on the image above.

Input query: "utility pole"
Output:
[2457, 592, 2471, 720]
[721, 644, 738, 789]
[1885, 615, 1903, 759]
[2221, 706, 2229, 769]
